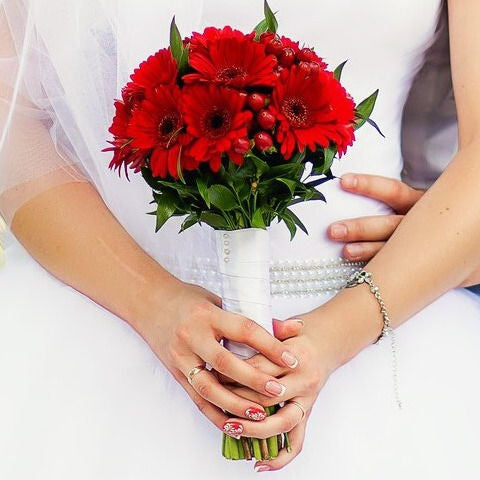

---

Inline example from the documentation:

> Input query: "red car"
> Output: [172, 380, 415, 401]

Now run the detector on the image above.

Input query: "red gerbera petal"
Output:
[183, 26, 277, 88]
[270, 66, 355, 160]
[130, 48, 178, 90]
[182, 84, 252, 170]
[127, 86, 196, 179]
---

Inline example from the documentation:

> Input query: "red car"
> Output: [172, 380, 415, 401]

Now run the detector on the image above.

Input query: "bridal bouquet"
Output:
[105, 1, 380, 462]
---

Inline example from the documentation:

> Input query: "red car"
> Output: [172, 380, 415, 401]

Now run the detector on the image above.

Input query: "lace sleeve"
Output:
[0, 1, 88, 225]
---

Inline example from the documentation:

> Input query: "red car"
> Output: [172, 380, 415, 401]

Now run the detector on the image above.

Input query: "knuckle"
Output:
[282, 417, 297, 432]
[212, 350, 230, 372]
[239, 317, 258, 339]
[189, 301, 215, 322]
[174, 323, 191, 344]
[195, 379, 211, 398]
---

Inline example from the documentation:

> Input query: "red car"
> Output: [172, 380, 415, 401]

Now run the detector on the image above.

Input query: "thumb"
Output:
[272, 317, 304, 340]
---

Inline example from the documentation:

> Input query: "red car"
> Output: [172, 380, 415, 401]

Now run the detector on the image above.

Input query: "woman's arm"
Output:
[319, 0, 480, 363]
[10, 180, 301, 431]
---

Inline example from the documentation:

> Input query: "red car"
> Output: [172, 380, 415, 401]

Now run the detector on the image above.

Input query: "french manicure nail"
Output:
[255, 464, 271, 472]
[290, 317, 304, 326]
[346, 244, 362, 256]
[281, 350, 299, 369]
[265, 380, 287, 396]
[245, 407, 267, 421]
[223, 421, 244, 438]
[330, 223, 347, 239]
[341, 174, 358, 188]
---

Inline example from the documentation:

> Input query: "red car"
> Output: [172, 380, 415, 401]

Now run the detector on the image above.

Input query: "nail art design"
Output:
[245, 407, 267, 421]
[223, 421, 244, 437]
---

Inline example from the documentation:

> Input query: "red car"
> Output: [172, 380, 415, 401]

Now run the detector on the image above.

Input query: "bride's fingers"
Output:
[216, 354, 290, 386]
[272, 318, 304, 340]
[254, 415, 308, 472]
[342, 241, 385, 262]
[170, 367, 229, 431]
[328, 215, 402, 243]
[211, 307, 299, 369]
[177, 356, 268, 423]
[222, 399, 308, 439]
[193, 340, 291, 399]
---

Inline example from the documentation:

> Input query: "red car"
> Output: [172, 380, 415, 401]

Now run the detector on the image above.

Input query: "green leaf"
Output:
[169, 17, 184, 62]
[196, 177, 210, 208]
[321, 146, 336, 174]
[154, 193, 177, 232]
[333, 60, 348, 81]
[264, 0, 278, 33]
[253, 18, 269, 39]
[251, 208, 266, 229]
[177, 43, 190, 75]
[246, 153, 269, 175]
[208, 184, 238, 211]
[199, 212, 230, 229]
[179, 213, 199, 233]
[263, 163, 303, 179]
[275, 177, 298, 195]
[279, 212, 297, 240]
[290, 151, 306, 164]
[285, 208, 308, 235]
[354, 89, 379, 130]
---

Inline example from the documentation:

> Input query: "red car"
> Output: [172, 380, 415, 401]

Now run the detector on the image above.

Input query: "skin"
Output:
[4, 0, 480, 473]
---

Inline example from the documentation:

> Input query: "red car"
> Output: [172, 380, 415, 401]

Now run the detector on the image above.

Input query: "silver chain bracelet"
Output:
[345, 270, 402, 409]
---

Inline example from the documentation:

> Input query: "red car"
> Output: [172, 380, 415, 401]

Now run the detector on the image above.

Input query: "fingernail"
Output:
[330, 223, 347, 239]
[346, 244, 362, 257]
[290, 317, 304, 326]
[245, 407, 267, 421]
[265, 380, 287, 396]
[255, 464, 271, 472]
[281, 350, 299, 369]
[341, 174, 358, 188]
[223, 422, 243, 438]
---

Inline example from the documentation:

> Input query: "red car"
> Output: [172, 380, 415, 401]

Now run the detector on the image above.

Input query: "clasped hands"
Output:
[150, 173, 423, 472]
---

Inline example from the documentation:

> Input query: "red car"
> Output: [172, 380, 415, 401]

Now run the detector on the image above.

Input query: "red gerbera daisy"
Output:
[104, 100, 147, 176]
[130, 48, 178, 89]
[128, 86, 197, 179]
[182, 84, 253, 171]
[183, 26, 277, 88]
[270, 66, 356, 160]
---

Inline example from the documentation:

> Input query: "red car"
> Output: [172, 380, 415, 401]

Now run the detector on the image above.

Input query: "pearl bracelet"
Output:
[345, 270, 402, 409]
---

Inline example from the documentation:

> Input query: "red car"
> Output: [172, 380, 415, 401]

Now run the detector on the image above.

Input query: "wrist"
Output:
[303, 285, 385, 372]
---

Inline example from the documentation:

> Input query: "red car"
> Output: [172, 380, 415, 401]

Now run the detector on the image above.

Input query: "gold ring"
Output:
[287, 400, 307, 421]
[187, 364, 207, 385]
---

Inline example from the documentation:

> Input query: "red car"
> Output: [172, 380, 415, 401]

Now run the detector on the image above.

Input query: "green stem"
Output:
[252, 438, 262, 460]
[284, 432, 292, 453]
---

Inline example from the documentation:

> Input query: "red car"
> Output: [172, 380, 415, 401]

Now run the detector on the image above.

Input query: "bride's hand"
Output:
[328, 173, 424, 261]
[141, 281, 302, 434]
[220, 313, 344, 471]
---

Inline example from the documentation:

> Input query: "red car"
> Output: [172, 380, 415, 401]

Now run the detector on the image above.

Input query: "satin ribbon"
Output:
[215, 228, 272, 359]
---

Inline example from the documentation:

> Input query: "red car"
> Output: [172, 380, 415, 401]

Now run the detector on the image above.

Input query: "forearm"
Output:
[11, 181, 182, 334]
[308, 141, 480, 367]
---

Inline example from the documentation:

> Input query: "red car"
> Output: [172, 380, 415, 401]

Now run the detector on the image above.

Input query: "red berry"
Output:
[279, 47, 296, 67]
[297, 48, 315, 62]
[254, 132, 274, 152]
[309, 61, 321, 75]
[298, 61, 312, 75]
[266, 36, 284, 56]
[233, 137, 250, 154]
[257, 109, 276, 130]
[247, 93, 266, 112]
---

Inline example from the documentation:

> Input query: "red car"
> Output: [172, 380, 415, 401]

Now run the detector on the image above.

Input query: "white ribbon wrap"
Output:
[215, 228, 273, 360]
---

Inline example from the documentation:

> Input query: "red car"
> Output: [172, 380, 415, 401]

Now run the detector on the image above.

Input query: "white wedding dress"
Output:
[1, 1, 480, 479]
